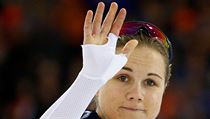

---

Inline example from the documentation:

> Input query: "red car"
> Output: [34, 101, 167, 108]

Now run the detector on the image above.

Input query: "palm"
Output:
[83, 2, 138, 57]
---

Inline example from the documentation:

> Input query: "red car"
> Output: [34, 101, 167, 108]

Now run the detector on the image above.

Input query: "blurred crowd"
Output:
[0, 0, 210, 119]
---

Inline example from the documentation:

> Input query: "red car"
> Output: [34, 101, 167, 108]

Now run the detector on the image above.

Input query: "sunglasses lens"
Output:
[119, 21, 172, 61]
[120, 23, 139, 35]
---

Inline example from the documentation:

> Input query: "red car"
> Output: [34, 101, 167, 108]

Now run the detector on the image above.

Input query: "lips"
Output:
[120, 106, 145, 112]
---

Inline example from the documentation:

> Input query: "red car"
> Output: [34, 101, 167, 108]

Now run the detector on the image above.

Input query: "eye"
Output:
[117, 75, 129, 82]
[145, 79, 157, 87]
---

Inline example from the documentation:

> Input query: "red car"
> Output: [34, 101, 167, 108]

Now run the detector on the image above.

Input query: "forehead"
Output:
[124, 46, 166, 77]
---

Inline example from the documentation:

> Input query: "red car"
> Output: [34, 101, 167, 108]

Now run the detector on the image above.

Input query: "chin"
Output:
[114, 112, 147, 119]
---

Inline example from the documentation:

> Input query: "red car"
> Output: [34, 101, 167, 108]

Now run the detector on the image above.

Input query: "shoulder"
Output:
[81, 110, 101, 119]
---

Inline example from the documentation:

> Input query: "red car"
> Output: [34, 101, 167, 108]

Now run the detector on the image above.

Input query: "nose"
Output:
[126, 84, 144, 102]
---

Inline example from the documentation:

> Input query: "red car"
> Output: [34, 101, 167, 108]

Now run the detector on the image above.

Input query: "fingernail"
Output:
[111, 2, 118, 7]
[87, 10, 92, 14]
[98, 2, 104, 6]
[120, 8, 126, 13]
[121, 8, 126, 12]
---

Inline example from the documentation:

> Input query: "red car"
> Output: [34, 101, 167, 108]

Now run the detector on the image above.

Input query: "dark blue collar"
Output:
[81, 111, 101, 119]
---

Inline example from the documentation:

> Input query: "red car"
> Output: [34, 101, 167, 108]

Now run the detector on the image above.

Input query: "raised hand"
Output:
[83, 2, 138, 57]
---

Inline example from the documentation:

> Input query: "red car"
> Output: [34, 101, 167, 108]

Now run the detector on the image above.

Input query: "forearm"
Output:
[40, 73, 104, 119]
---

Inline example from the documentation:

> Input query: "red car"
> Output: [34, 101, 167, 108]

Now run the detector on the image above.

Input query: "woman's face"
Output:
[96, 46, 166, 119]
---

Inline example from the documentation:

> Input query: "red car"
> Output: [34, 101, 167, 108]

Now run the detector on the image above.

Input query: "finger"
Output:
[110, 8, 126, 36]
[121, 40, 138, 58]
[83, 10, 93, 44]
[92, 2, 105, 35]
[101, 2, 118, 36]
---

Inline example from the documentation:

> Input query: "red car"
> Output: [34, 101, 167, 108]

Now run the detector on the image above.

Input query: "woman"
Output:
[41, 2, 172, 119]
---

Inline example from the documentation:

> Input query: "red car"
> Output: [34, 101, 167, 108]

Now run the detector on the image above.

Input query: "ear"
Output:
[164, 63, 172, 91]
[164, 83, 168, 91]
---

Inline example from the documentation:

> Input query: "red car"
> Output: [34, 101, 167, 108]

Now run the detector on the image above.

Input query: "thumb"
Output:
[121, 40, 138, 58]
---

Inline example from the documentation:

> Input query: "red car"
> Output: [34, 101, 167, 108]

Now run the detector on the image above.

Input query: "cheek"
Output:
[98, 79, 125, 105]
[145, 90, 164, 118]
[97, 80, 125, 118]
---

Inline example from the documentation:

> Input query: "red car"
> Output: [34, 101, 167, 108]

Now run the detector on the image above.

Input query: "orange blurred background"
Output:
[0, 0, 210, 119]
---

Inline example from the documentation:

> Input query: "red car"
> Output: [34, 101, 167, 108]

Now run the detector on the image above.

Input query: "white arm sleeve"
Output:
[40, 33, 127, 119]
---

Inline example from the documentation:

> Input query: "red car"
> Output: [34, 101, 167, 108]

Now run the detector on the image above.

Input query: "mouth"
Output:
[120, 106, 145, 112]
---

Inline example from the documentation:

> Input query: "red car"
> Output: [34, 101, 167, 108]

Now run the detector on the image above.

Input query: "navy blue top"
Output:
[81, 111, 101, 119]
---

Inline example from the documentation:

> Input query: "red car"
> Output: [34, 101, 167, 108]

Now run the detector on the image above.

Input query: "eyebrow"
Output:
[148, 73, 163, 80]
[122, 66, 133, 72]
[122, 67, 163, 80]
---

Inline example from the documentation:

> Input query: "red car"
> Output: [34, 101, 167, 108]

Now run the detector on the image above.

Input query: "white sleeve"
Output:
[40, 33, 127, 119]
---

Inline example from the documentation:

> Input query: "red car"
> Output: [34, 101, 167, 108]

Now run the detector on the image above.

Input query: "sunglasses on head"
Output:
[119, 21, 173, 62]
